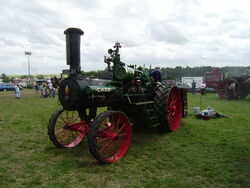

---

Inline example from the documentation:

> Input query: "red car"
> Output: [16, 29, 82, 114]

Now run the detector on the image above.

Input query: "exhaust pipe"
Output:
[64, 28, 84, 76]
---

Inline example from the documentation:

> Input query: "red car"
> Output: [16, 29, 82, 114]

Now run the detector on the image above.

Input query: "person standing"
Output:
[192, 80, 196, 95]
[51, 86, 56, 97]
[42, 82, 49, 97]
[48, 81, 53, 97]
[14, 83, 21, 99]
[52, 76, 59, 88]
[149, 67, 162, 83]
[34, 84, 39, 94]
[200, 82, 206, 95]
[40, 82, 44, 96]
[228, 82, 236, 100]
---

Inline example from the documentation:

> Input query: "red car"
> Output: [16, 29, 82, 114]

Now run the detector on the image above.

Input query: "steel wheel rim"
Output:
[55, 110, 85, 148]
[96, 112, 131, 162]
[167, 87, 182, 131]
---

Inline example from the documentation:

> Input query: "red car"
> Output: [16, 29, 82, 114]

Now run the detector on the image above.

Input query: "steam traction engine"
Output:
[48, 28, 187, 164]
[205, 68, 250, 100]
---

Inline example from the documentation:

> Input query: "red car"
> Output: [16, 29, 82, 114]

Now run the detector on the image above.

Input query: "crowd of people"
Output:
[12, 76, 59, 99]
[36, 76, 59, 98]
[36, 81, 55, 98]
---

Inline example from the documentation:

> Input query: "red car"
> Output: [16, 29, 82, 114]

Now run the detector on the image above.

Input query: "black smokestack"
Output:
[64, 28, 84, 75]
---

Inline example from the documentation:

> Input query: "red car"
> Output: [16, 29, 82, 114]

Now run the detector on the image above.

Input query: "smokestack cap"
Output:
[64, 28, 84, 35]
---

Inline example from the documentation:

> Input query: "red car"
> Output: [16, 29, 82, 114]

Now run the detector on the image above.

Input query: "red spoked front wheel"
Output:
[88, 111, 132, 164]
[48, 108, 88, 148]
[167, 86, 182, 131]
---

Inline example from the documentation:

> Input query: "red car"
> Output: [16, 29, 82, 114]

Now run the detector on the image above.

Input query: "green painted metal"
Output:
[143, 103, 160, 128]
[142, 68, 150, 80]
[124, 93, 151, 97]
[114, 66, 135, 80]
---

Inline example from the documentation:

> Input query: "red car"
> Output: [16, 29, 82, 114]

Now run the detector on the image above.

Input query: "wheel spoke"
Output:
[99, 139, 114, 154]
[66, 111, 69, 124]
[111, 116, 115, 129]
[55, 130, 66, 139]
[111, 139, 119, 161]
[48, 109, 87, 148]
[72, 115, 80, 124]
[105, 143, 113, 158]
[59, 114, 68, 124]
[55, 121, 65, 130]
[69, 131, 74, 141]
[71, 131, 78, 142]
[116, 123, 126, 135]
[114, 116, 121, 132]
[171, 96, 177, 105]
[59, 130, 68, 143]
[117, 132, 127, 137]
[88, 111, 131, 163]
[68, 111, 75, 124]
[98, 128, 112, 137]
[168, 107, 175, 116]
[64, 130, 71, 141]
[97, 136, 113, 143]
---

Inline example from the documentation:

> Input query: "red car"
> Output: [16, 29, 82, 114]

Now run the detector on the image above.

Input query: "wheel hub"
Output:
[169, 105, 176, 115]
[111, 132, 118, 139]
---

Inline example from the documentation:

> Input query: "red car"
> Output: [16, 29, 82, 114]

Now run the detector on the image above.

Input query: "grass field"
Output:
[0, 90, 249, 188]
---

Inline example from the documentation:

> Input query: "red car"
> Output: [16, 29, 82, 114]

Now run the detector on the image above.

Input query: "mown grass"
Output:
[0, 90, 249, 188]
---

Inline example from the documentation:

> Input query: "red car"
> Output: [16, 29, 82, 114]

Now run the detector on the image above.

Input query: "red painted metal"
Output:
[205, 68, 224, 88]
[204, 68, 241, 100]
[55, 111, 89, 148]
[167, 86, 182, 131]
[217, 79, 237, 100]
[96, 112, 131, 162]
[217, 81, 228, 100]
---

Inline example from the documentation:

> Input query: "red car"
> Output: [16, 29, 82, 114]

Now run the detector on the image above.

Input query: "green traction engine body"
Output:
[58, 28, 187, 128]
[48, 28, 188, 164]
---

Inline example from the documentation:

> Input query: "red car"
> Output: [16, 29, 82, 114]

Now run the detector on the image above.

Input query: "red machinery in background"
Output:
[205, 68, 250, 100]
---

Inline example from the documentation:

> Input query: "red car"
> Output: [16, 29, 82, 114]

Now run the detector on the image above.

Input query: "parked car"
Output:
[176, 82, 195, 92]
[18, 82, 28, 88]
[0, 83, 15, 91]
[176, 82, 192, 88]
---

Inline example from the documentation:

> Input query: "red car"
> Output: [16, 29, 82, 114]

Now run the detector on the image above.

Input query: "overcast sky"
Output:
[1, 0, 250, 75]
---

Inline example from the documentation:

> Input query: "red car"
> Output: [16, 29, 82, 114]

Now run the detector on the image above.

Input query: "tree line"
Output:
[2, 66, 250, 83]
[81, 66, 250, 80]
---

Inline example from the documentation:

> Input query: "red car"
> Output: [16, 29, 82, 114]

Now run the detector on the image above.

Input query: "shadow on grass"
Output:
[44, 140, 100, 167]
[43, 121, 176, 168]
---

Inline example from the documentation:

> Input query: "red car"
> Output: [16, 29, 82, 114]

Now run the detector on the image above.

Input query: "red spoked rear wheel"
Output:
[167, 86, 182, 131]
[154, 84, 183, 132]
[88, 111, 131, 164]
[48, 108, 88, 148]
